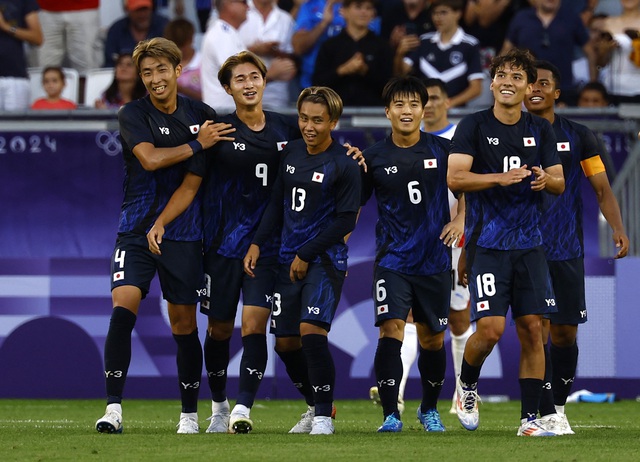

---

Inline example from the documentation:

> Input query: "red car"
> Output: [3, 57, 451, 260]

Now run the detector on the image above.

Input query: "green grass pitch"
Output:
[1, 399, 639, 461]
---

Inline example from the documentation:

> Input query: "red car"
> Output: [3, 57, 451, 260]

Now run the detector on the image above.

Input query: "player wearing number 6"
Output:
[244, 86, 362, 435]
[447, 48, 565, 437]
[361, 76, 463, 433]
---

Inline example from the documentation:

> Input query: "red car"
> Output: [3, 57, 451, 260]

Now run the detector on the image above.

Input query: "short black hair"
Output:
[382, 76, 429, 108]
[342, 0, 377, 8]
[534, 60, 562, 88]
[579, 81, 610, 102]
[422, 78, 448, 97]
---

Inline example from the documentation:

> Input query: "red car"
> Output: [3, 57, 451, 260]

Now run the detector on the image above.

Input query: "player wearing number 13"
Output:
[447, 48, 565, 436]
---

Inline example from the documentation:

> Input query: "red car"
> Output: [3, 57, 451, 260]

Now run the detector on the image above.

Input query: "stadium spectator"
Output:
[201, 0, 248, 110]
[600, 0, 640, 104]
[94, 53, 147, 109]
[0, 0, 43, 111]
[103, 0, 169, 68]
[381, 0, 434, 50]
[239, 0, 297, 110]
[395, 0, 484, 108]
[501, 0, 597, 105]
[524, 60, 628, 435]
[36, 0, 100, 71]
[164, 18, 202, 100]
[196, 0, 212, 31]
[448, 48, 565, 437]
[30, 66, 77, 110]
[577, 80, 611, 106]
[313, 0, 393, 106]
[278, 0, 307, 18]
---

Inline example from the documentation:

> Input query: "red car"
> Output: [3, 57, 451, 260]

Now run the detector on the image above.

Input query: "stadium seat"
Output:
[83, 68, 115, 108]
[28, 67, 80, 104]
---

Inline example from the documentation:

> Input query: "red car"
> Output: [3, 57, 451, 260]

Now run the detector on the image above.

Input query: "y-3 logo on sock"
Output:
[181, 381, 200, 389]
[245, 368, 263, 380]
[377, 379, 396, 387]
[312, 385, 331, 392]
[208, 370, 226, 377]
[427, 379, 445, 387]
[561, 377, 574, 385]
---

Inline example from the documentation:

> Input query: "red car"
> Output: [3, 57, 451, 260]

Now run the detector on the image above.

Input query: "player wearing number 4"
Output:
[524, 60, 629, 435]
[244, 87, 362, 435]
[363, 76, 464, 433]
[95, 37, 235, 435]
[447, 48, 565, 437]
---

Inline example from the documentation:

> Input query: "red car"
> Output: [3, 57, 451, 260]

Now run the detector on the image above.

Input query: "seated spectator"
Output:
[313, 0, 393, 106]
[395, 0, 484, 107]
[381, 0, 434, 50]
[31, 66, 77, 110]
[104, 0, 169, 67]
[164, 18, 202, 100]
[577, 81, 611, 107]
[94, 54, 147, 109]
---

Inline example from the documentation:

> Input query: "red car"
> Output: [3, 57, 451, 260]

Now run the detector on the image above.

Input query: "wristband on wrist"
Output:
[187, 139, 202, 154]
[9, 26, 17, 35]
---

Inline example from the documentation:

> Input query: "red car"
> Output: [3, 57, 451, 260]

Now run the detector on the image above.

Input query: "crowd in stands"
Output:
[3, 0, 639, 111]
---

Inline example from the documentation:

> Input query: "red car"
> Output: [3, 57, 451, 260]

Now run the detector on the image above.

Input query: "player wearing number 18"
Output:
[447, 48, 565, 437]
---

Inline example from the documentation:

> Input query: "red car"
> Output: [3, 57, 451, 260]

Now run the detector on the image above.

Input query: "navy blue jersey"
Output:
[196, 111, 300, 257]
[362, 133, 451, 276]
[541, 115, 600, 261]
[450, 109, 560, 250]
[117, 95, 215, 241]
[257, 139, 361, 271]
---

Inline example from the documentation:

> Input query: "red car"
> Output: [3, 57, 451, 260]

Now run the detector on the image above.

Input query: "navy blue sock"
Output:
[301, 334, 334, 417]
[104, 306, 136, 404]
[173, 330, 203, 413]
[418, 345, 446, 412]
[460, 358, 481, 388]
[539, 344, 556, 416]
[276, 347, 314, 406]
[204, 334, 230, 402]
[551, 342, 579, 406]
[520, 378, 543, 421]
[374, 337, 403, 419]
[236, 334, 268, 408]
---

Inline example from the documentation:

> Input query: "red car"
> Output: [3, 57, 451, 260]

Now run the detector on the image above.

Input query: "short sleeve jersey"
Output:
[362, 133, 452, 276]
[540, 115, 600, 261]
[117, 95, 216, 241]
[269, 138, 361, 270]
[449, 109, 560, 250]
[196, 111, 301, 257]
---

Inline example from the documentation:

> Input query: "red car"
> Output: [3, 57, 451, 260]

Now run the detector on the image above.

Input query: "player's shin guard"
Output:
[551, 342, 579, 407]
[539, 344, 556, 417]
[451, 325, 473, 379]
[418, 345, 446, 411]
[104, 306, 136, 404]
[276, 346, 315, 406]
[204, 334, 230, 403]
[374, 337, 403, 418]
[399, 323, 418, 402]
[302, 334, 335, 417]
[520, 378, 544, 421]
[236, 334, 268, 408]
[173, 330, 203, 413]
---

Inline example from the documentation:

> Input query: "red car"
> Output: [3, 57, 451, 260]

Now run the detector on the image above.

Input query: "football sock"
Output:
[539, 344, 556, 417]
[418, 345, 446, 412]
[450, 325, 473, 380]
[104, 306, 136, 404]
[374, 337, 403, 419]
[276, 347, 314, 406]
[551, 341, 579, 406]
[398, 323, 418, 402]
[204, 334, 230, 403]
[459, 358, 481, 388]
[236, 334, 268, 408]
[301, 334, 335, 417]
[519, 378, 543, 421]
[173, 330, 202, 413]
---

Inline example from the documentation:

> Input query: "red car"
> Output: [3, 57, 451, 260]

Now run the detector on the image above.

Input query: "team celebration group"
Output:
[93, 29, 629, 438]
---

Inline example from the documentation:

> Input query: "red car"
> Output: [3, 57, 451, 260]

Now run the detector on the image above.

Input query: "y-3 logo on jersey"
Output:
[159, 127, 170, 135]
[384, 166, 398, 174]
[487, 137, 499, 145]
[233, 142, 246, 151]
[286, 164, 295, 174]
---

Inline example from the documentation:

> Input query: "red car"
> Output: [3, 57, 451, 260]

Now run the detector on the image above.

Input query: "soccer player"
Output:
[447, 48, 565, 437]
[363, 76, 463, 433]
[95, 37, 235, 435]
[523, 60, 629, 435]
[244, 87, 362, 435]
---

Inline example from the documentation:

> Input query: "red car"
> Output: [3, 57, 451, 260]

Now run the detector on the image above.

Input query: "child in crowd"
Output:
[31, 67, 77, 110]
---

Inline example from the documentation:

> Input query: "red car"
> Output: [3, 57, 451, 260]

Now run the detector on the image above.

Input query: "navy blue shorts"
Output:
[270, 259, 345, 337]
[111, 232, 204, 304]
[200, 252, 278, 321]
[545, 258, 587, 325]
[469, 246, 557, 321]
[373, 266, 451, 333]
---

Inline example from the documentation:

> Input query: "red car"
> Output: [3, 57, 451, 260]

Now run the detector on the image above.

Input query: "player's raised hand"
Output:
[243, 244, 261, 278]
[147, 222, 165, 255]
[498, 164, 531, 186]
[197, 120, 236, 149]
[530, 166, 547, 191]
